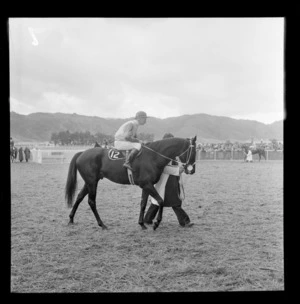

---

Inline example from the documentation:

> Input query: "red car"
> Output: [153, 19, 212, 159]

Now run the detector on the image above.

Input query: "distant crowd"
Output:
[196, 141, 283, 152]
[10, 138, 283, 163]
[10, 146, 31, 162]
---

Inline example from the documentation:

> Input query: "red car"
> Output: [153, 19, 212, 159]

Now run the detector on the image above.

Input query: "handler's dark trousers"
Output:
[144, 203, 191, 227]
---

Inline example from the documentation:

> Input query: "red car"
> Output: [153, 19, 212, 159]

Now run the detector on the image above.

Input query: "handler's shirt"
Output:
[114, 119, 139, 141]
[150, 161, 184, 206]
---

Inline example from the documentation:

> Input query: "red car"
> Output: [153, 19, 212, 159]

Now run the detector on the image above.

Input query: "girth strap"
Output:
[127, 168, 135, 185]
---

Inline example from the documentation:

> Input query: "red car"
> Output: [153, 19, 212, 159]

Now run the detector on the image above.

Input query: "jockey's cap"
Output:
[135, 111, 148, 119]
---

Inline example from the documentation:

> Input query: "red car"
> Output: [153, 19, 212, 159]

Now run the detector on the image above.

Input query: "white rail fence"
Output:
[197, 150, 283, 161]
[30, 149, 85, 164]
[27, 148, 283, 164]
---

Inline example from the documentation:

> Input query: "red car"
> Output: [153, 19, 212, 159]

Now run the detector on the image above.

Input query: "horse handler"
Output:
[144, 133, 194, 228]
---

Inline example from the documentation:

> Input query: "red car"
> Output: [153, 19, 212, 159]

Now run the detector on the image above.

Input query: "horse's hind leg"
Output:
[153, 206, 163, 231]
[87, 183, 107, 230]
[69, 183, 89, 224]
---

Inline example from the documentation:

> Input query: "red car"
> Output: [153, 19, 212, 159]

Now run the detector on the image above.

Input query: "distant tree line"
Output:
[50, 130, 154, 146]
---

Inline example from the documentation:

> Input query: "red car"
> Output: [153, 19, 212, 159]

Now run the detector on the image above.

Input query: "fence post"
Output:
[214, 150, 216, 160]
[37, 149, 42, 164]
[266, 150, 269, 161]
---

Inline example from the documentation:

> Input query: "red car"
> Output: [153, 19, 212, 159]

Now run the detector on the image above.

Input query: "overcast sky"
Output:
[9, 18, 284, 124]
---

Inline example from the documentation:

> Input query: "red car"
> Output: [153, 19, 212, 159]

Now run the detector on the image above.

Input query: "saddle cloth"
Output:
[107, 148, 127, 160]
[107, 148, 142, 161]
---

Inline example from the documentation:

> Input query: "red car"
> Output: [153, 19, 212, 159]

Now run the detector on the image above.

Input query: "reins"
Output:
[142, 140, 194, 166]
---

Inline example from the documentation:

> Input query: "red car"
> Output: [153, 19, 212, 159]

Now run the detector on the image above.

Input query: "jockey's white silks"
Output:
[150, 161, 185, 206]
[114, 141, 142, 150]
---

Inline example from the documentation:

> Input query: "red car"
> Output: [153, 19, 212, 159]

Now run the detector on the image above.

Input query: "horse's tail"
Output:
[65, 151, 83, 208]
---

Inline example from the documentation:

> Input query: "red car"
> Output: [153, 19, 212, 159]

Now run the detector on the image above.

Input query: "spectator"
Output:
[18, 147, 24, 162]
[24, 147, 31, 162]
[246, 150, 253, 162]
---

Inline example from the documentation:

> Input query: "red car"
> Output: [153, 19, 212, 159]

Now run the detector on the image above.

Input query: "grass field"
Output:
[11, 159, 284, 292]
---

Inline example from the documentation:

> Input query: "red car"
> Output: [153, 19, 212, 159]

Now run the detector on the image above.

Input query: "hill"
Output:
[10, 111, 283, 143]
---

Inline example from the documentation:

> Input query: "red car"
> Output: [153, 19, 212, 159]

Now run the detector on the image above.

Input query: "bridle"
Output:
[142, 138, 196, 169]
[177, 139, 196, 168]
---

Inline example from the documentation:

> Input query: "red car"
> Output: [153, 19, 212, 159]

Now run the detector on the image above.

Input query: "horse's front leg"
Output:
[139, 183, 164, 229]
[138, 189, 149, 230]
[153, 206, 163, 231]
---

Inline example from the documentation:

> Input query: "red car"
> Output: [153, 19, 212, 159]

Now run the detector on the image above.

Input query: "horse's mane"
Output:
[145, 137, 187, 150]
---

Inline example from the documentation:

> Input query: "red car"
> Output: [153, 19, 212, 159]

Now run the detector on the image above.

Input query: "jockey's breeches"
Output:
[114, 141, 142, 150]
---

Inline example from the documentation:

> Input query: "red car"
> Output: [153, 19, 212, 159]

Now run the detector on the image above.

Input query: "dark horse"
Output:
[10, 146, 17, 162]
[65, 136, 197, 230]
[243, 145, 266, 161]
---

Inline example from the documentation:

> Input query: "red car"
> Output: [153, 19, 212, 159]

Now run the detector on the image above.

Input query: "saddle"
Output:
[107, 148, 142, 185]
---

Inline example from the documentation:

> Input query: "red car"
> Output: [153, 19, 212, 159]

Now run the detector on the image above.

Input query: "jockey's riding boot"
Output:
[123, 148, 139, 170]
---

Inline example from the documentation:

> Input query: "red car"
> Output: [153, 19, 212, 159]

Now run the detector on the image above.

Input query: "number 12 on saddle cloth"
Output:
[150, 160, 185, 206]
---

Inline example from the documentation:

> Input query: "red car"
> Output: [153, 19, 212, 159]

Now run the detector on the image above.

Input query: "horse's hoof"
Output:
[101, 225, 108, 230]
[68, 220, 74, 225]
[153, 223, 158, 231]
[139, 223, 148, 230]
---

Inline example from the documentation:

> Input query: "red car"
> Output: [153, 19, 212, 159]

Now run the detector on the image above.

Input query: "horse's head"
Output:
[178, 136, 197, 175]
[144, 136, 197, 174]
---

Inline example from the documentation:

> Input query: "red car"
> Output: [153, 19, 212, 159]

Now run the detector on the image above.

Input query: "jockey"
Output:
[114, 111, 148, 170]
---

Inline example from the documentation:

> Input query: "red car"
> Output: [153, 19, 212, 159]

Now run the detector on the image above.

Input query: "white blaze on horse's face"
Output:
[177, 136, 197, 174]
[187, 164, 194, 173]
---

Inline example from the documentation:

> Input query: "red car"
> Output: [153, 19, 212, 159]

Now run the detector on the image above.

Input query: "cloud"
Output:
[10, 97, 36, 114]
[9, 18, 284, 123]
[232, 111, 285, 124]
[116, 83, 181, 118]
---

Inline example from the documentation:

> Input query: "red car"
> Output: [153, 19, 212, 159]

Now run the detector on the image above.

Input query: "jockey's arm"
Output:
[122, 123, 140, 143]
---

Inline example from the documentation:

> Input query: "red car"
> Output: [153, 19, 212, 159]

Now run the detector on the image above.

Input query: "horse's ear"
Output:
[193, 135, 197, 142]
